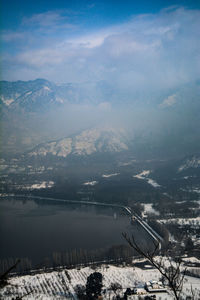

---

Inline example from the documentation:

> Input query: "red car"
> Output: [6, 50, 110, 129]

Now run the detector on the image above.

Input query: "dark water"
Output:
[0, 197, 152, 269]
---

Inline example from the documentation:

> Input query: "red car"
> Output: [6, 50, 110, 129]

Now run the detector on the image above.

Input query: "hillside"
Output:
[1, 259, 200, 299]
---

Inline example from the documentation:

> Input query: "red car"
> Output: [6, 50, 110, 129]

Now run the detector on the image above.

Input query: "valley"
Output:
[1, 1, 200, 297]
[1, 79, 200, 299]
[1, 150, 200, 270]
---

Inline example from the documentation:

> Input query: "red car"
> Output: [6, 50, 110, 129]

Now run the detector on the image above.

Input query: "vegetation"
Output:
[123, 233, 187, 300]
[86, 272, 103, 299]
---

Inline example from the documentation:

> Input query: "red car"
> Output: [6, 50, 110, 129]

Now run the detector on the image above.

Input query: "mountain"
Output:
[1, 78, 200, 111]
[0, 79, 63, 112]
[28, 127, 129, 158]
[0, 79, 114, 112]
[1, 78, 200, 158]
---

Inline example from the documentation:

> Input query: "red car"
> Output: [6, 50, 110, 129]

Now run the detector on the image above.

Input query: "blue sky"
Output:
[2, 0, 200, 29]
[1, 0, 200, 90]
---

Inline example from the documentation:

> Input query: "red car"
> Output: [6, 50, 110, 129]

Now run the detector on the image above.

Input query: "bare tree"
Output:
[0, 259, 20, 288]
[122, 233, 187, 300]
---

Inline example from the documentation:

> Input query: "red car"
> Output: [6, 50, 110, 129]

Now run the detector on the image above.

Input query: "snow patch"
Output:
[2, 98, 14, 106]
[102, 173, 119, 178]
[83, 181, 98, 186]
[192, 188, 200, 194]
[179, 156, 200, 172]
[146, 178, 160, 188]
[134, 170, 150, 178]
[119, 159, 137, 166]
[142, 203, 160, 216]
[182, 257, 200, 264]
[133, 170, 161, 188]
[0, 165, 8, 171]
[23, 181, 54, 190]
[25, 91, 32, 96]
[160, 217, 200, 226]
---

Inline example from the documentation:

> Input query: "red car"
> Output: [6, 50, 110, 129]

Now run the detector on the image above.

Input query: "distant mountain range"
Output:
[0, 78, 115, 112]
[1, 78, 200, 111]
[0, 79, 70, 112]
[1, 78, 200, 158]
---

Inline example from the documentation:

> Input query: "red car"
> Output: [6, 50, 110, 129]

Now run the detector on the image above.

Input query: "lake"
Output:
[0, 197, 152, 272]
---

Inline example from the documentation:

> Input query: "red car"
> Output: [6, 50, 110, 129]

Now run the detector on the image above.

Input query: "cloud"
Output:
[1, 10, 78, 50]
[159, 94, 177, 108]
[2, 6, 200, 101]
[22, 10, 76, 30]
[22, 11, 63, 27]
[1, 31, 25, 42]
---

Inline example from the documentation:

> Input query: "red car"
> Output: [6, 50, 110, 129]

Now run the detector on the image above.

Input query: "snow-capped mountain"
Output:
[1, 78, 200, 112]
[1, 78, 200, 158]
[0, 79, 66, 112]
[29, 128, 129, 158]
[0, 79, 114, 112]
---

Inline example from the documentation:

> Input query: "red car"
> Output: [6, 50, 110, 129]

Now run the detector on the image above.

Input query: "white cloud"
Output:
[1, 31, 25, 42]
[68, 33, 109, 49]
[159, 94, 177, 108]
[2, 7, 200, 97]
[22, 10, 75, 30]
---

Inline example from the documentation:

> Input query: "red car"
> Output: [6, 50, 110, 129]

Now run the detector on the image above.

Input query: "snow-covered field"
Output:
[182, 257, 200, 264]
[1, 262, 200, 299]
[159, 217, 200, 226]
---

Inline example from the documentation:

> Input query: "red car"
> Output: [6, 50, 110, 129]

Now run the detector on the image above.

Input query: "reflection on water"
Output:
[0, 197, 152, 271]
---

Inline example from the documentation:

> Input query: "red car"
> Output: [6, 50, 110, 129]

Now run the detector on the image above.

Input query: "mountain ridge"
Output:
[28, 127, 129, 158]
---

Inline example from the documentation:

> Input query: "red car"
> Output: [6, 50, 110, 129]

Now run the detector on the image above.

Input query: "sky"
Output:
[1, 0, 200, 90]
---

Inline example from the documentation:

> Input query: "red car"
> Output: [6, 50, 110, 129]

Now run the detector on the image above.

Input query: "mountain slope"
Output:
[0, 79, 112, 112]
[0, 79, 62, 112]
[178, 155, 200, 172]
[29, 128, 129, 158]
[1, 78, 200, 158]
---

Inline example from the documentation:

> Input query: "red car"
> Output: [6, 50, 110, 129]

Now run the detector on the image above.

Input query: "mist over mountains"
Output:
[0, 78, 200, 159]
[1, 5, 200, 161]
[1, 4, 200, 295]
[0, 78, 111, 111]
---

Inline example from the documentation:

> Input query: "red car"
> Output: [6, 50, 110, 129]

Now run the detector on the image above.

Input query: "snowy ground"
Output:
[1, 261, 200, 299]
[141, 203, 160, 216]
[102, 173, 119, 178]
[159, 217, 200, 226]
[83, 181, 98, 186]
[21, 181, 55, 190]
[133, 170, 161, 188]
[182, 257, 200, 264]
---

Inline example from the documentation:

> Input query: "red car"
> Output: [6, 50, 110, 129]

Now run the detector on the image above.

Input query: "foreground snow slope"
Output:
[1, 261, 200, 299]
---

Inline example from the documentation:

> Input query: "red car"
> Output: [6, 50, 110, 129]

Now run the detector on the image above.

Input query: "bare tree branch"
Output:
[122, 232, 187, 300]
[0, 260, 20, 288]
